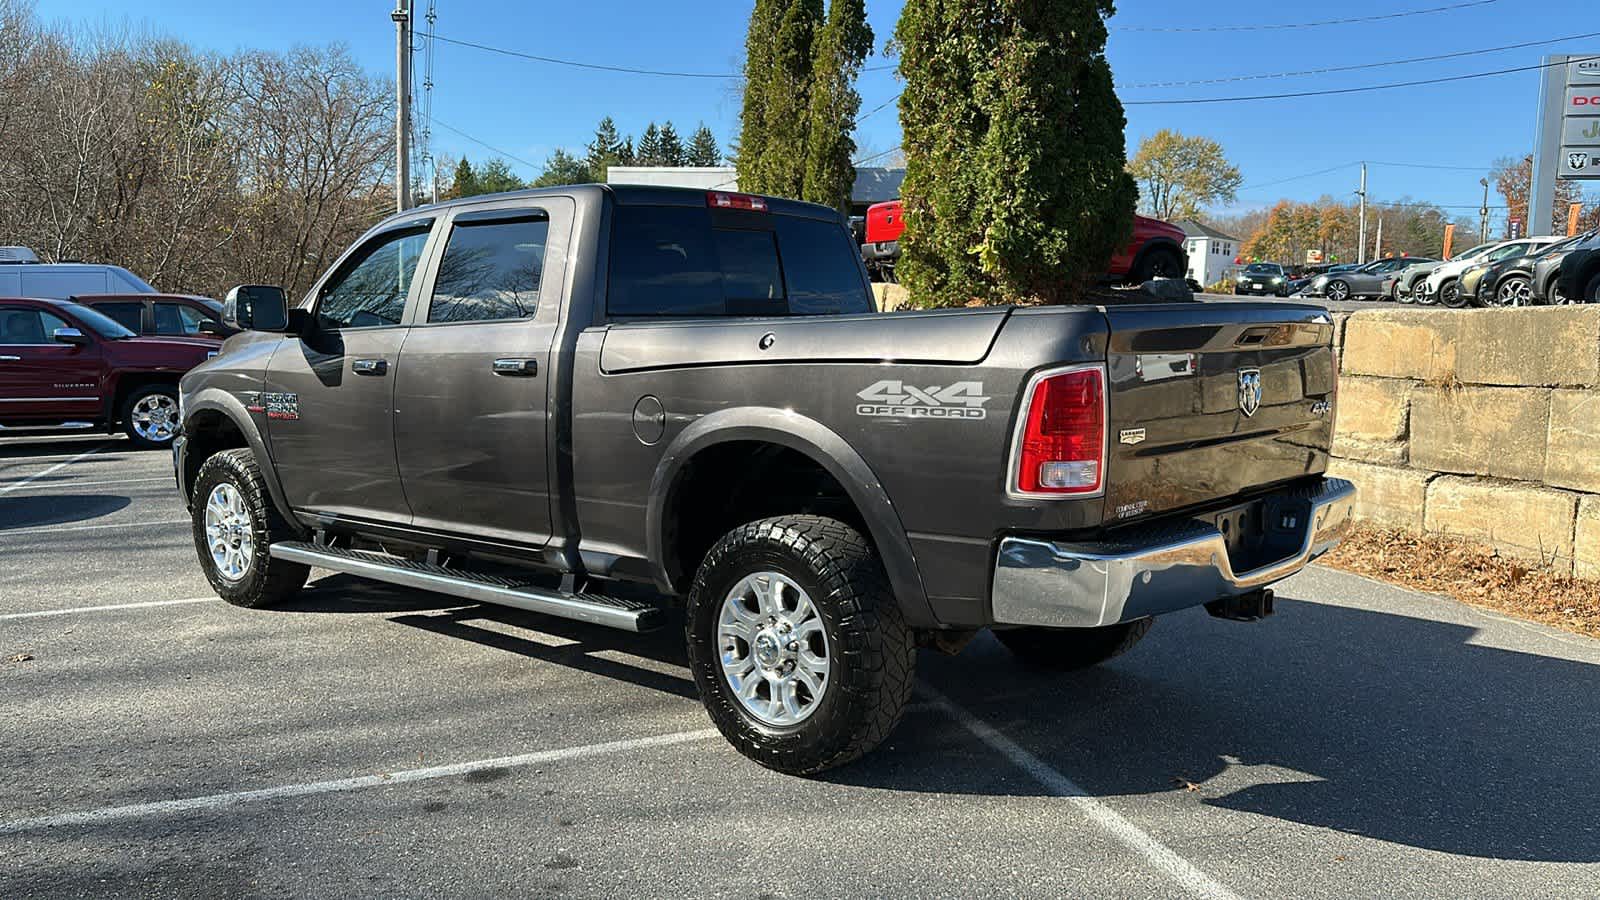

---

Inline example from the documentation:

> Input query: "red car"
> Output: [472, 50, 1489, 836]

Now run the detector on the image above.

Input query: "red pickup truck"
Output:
[0, 297, 218, 448]
[861, 199, 1188, 286]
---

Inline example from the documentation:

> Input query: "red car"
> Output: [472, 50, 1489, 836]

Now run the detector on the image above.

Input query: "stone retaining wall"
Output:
[1327, 307, 1600, 579]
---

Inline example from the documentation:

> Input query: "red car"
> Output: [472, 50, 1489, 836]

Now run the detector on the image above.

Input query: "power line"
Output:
[433, 32, 894, 79]
[1113, 0, 1500, 32]
[1123, 54, 1600, 105]
[428, 116, 541, 171]
[1367, 160, 1490, 172]
[1119, 30, 1600, 89]
[1236, 162, 1361, 192]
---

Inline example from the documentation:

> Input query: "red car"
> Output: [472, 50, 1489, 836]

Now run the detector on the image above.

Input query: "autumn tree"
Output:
[1492, 153, 1583, 234]
[895, 0, 1136, 305]
[1128, 129, 1242, 221]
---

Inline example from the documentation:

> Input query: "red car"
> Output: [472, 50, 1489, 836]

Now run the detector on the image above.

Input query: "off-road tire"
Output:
[191, 448, 308, 608]
[995, 618, 1154, 672]
[686, 515, 916, 775]
[1130, 246, 1184, 285]
[120, 383, 180, 450]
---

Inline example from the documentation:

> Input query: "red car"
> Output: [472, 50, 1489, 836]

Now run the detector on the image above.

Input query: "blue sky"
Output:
[34, 0, 1595, 223]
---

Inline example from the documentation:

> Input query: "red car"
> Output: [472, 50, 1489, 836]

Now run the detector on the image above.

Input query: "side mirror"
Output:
[222, 285, 289, 333]
[52, 327, 90, 346]
[196, 319, 225, 336]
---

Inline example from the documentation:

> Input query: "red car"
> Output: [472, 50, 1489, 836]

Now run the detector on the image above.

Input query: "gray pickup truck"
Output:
[174, 184, 1354, 774]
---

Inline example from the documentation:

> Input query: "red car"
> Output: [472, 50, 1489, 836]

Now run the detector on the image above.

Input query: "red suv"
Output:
[0, 297, 219, 448]
[860, 200, 1188, 285]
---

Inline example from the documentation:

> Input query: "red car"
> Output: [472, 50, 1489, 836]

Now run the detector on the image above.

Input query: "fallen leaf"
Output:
[7, 653, 34, 663]
[1171, 775, 1200, 793]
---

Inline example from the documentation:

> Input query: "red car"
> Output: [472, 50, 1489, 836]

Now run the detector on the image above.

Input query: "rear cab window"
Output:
[606, 204, 872, 318]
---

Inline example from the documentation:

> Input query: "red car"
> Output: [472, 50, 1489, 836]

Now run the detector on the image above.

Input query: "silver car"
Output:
[1307, 256, 1435, 302]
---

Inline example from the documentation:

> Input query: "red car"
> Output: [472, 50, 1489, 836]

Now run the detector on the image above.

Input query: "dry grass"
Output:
[1321, 524, 1600, 639]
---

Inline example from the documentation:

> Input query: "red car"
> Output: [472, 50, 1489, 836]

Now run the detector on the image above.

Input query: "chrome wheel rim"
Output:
[1326, 281, 1349, 301]
[1552, 284, 1571, 305]
[1499, 278, 1530, 307]
[204, 483, 254, 582]
[717, 571, 830, 727]
[131, 393, 178, 442]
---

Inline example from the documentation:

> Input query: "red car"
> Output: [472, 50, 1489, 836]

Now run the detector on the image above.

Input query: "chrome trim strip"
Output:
[268, 543, 651, 632]
[1004, 362, 1109, 501]
[992, 478, 1356, 628]
[0, 397, 97, 403]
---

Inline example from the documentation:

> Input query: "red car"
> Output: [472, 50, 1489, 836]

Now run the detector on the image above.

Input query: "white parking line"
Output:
[922, 686, 1242, 900]
[22, 476, 174, 490]
[0, 728, 722, 835]
[0, 597, 216, 621]
[0, 445, 105, 497]
[0, 518, 190, 537]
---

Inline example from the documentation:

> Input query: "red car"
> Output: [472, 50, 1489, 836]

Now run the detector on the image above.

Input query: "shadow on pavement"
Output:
[0, 436, 119, 460]
[833, 595, 1600, 863]
[0, 493, 131, 530]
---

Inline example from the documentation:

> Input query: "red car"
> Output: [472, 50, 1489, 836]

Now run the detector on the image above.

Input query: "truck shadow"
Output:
[833, 596, 1600, 864]
[0, 494, 131, 530]
[0, 436, 118, 461]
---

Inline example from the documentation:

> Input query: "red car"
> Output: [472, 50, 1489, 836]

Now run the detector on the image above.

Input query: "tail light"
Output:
[707, 191, 767, 211]
[1009, 365, 1106, 497]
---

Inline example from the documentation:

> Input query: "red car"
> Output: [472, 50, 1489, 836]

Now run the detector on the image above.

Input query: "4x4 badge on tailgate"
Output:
[856, 380, 990, 420]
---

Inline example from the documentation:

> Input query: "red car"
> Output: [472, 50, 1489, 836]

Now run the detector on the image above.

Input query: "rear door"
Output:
[0, 304, 102, 421]
[263, 220, 436, 523]
[392, 197, 573, 547]
[1101, 303, 1336, 522]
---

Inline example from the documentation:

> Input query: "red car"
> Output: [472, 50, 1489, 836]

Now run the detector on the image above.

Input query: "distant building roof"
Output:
[1178, 220, 1240, 242]
[607, 166, 905, 205]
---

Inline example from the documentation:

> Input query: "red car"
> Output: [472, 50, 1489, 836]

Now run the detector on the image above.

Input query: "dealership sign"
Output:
[1555, 57, 1600, 180]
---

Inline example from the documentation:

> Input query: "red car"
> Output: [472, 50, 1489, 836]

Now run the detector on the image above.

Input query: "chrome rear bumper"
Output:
[992, 478, 1356, 628]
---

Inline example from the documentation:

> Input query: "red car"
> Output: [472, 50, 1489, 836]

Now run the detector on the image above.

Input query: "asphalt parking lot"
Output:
[4, 435, 1600, 898]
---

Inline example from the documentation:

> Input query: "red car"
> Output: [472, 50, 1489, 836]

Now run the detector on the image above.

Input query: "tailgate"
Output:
[1101, 303, 1336, 522]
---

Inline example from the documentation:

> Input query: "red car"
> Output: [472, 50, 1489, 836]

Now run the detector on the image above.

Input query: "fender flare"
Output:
[181, 388, 297, 527]
[645, 406, 936, 628]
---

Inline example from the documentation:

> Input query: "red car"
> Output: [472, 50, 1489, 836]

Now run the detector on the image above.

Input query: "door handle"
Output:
[0, 355, 19, 361]
[492, 358, 538, 377]
[352, 358, 388, 376]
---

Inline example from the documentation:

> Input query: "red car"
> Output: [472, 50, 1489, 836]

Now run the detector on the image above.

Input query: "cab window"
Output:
[316, 226, 432, 329]
[93, 301, 145, 332]
[427, 214, 549, 324]
[153, 302, 212, 335]
[0, 307, 71, 344]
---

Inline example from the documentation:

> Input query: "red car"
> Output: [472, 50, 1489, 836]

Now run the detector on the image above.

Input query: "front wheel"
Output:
[1324, 279, 1351, 302]
[121, 384, 180, 449]
[995, 618, 1154, 671]
[191, 448, 308, 608]
[1587, 273, 1600, 304]
[686, 515, 916, 775]
[1495, 275, 1532, 307]
[1439, 280, 1466, 308]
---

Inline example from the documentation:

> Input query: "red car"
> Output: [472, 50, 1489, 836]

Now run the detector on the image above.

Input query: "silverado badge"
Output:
[1237, 368, 1262, 418]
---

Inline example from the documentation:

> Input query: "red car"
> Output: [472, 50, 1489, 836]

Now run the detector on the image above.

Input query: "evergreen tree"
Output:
[736, 0, 785, 191]
[452, 158, 479, 199]
[657, 121, 686, 167]
[532, 148, 593, 187]
[801, 0, 872, 212]
[688, 124, 721, 167]
[752, 0, 823, 197]
[473, 158, 527, 195]
[636, 122, 663, 166]
[895, 0, 1135, 305]
[618, 135, 635, 166]
[585, 116, 625, 181]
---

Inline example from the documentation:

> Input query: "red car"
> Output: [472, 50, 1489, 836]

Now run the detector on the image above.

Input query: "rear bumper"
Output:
[860, 240, 900, 263]
[991, 477, 1356, 628]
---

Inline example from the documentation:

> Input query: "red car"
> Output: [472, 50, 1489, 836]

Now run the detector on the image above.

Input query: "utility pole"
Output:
[392, 1, 412, 212]
[1374, 215, 1383, 260]
[1356, 162, 1368, 264]
[1478, 177, 1490, 243]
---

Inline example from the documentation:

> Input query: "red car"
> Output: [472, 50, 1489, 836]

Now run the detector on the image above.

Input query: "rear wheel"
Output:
[190, 448, 308, 608]
[1130, 246, 1184, 285]
[1587, 272, 1600, 303]
[120, 384, 180, 449]
[686, 515, 915, 775]
[996, 618, 1154, 671]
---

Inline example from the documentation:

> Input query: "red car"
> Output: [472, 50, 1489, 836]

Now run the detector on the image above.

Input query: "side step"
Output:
[268, 542, 665, 632]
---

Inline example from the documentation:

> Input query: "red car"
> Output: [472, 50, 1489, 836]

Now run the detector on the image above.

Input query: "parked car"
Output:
[173, 183, 1351, 775]
[860, 200, 1189, 287]
[0, 296, 217, 448]
[1472, 233, 1591, 306]
[1419, 239, 1556, 307]
[1556, 232, 1600, 304]
[1234, 262, 1289, 296]
[75, 293, 235, 338]
[1307, 256, 1435, 302]
[1532, 230, 1600, 304]
[0, 251, 156, 298]
[1392, 245, 1490, 303]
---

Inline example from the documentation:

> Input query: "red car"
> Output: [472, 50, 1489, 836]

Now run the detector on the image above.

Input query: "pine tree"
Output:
[636, 122, 663, 166]
[801, 0, 871, 213]
[657, 121, 686, 167]
[585, 116, 624, 181]
[618, 136, 635, 167]
[752, 0, 823, 197]
[533, 148, 593, 187]
[895, 0, 1135, 305]
[736, 0, 785, 191]
[688, 124, 721, 167]
[452, 158, 478, 199]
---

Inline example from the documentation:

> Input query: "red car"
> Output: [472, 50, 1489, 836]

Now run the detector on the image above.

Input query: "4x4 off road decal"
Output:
[856, 380, 990, 420]
[244, 391, 300, 421]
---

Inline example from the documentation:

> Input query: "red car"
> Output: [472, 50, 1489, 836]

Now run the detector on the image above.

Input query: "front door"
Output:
[263, 221, 437, 524]
[392, 199, 572, 547]
[0, 304, 102, 422]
